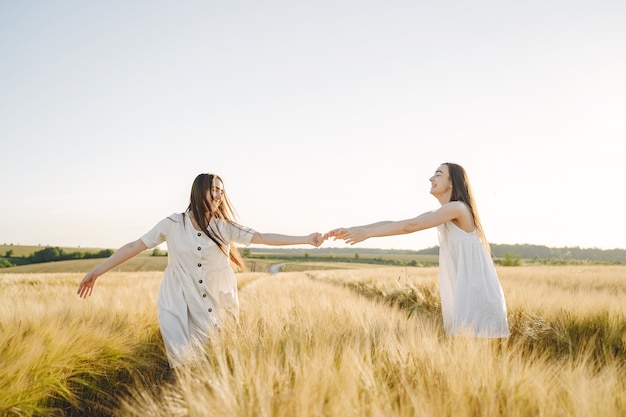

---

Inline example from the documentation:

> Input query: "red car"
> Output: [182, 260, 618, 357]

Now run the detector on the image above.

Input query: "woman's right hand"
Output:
[325, 228, 347, 240]
[77, 272, 98, 299]
[326, 227, 368, 245]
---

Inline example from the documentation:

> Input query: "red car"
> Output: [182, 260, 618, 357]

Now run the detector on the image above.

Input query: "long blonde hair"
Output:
[444, 162, 490, 253]
[185, 173, 246, 271]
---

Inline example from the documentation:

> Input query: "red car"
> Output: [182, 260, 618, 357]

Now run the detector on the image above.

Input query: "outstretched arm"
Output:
[327, 202, 468, 245]
[251, 232, 325, 247]
[77, 239, 148, 298]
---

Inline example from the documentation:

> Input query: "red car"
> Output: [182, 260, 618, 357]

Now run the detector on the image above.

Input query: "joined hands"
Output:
[308, 228, 367, 247]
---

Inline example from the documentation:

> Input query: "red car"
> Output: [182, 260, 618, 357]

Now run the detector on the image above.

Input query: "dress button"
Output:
[197, 247, 201, 251]
[197, 263, 202, 267]
[199, 279, 203, 284]
[208, 308, 212, 312]
[197, 232, 201, 236]
[202, 294, 207, 298]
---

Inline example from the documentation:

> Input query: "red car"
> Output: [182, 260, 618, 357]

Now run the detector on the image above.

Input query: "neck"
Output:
[435, 191, 452, 206]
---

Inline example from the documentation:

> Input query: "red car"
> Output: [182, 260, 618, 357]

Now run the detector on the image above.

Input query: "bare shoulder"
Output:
[442, 201, 474, 231]
[441, 201, 471, 215]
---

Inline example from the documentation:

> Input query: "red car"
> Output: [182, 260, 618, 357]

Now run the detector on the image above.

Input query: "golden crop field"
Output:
[1, 265, 625, 416]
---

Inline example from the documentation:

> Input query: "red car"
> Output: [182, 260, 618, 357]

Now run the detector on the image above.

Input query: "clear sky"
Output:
[1, 1, 625, 252]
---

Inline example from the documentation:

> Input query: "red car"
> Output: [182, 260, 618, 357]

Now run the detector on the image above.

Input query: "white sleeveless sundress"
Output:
[437, 221, 509, 337]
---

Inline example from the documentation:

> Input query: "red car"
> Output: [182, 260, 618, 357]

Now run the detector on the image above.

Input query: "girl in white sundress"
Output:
[326, 162, 509, 338]
[78, 173, 325, 367]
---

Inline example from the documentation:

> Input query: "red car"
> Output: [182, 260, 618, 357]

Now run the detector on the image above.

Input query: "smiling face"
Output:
[429, 164, 453, 201]
[207, 178, 224, 212]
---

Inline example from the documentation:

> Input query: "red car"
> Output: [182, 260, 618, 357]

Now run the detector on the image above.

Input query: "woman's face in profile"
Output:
[429, 164, 451, 196]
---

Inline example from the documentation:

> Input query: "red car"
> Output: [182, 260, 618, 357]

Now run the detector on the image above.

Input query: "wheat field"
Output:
[1, 265, 625, 416]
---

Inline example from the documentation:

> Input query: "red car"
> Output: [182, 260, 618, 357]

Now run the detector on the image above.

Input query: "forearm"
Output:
[251, 232, 310, 246]
[364, 210, 441, 238]
[361, 220, 393, 229]
[89, 239, 147, 277]
[363, 220, 416, 238]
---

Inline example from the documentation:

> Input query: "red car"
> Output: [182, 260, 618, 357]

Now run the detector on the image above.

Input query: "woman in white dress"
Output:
[78, 173, 324, 367]
[326, 163, 509, 338]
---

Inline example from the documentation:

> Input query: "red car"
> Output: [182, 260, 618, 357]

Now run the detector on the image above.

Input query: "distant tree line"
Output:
[0, 246, 114, 268]
[492, 244, 626, 263]
[1, 243, 623, 269]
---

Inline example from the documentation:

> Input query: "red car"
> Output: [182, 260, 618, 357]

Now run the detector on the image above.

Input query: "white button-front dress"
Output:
[140, 212, 255, 367]
[437, 221, 510, 338]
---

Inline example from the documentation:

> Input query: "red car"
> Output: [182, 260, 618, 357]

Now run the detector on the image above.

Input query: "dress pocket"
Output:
[212, 269, 239, 311]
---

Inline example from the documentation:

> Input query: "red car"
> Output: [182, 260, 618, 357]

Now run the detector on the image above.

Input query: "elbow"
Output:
[402, 222, 420, 235]
[129, 239, 148, 253]
[250, 232, 263, 245]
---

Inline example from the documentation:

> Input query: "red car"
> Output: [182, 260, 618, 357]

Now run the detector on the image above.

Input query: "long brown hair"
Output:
[186, 173, 246, 271]
[443, 162, 490, 252]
